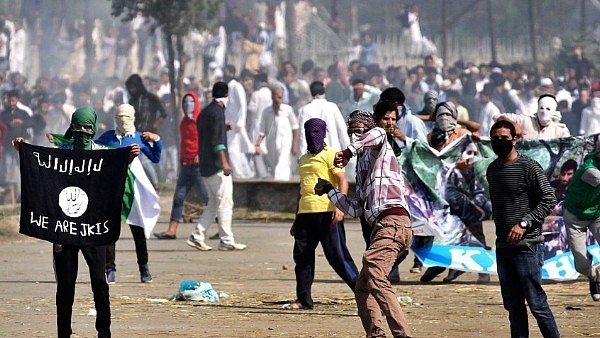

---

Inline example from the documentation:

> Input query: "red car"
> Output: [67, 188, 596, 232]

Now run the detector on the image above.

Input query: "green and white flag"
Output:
[122, 157, 160, 239]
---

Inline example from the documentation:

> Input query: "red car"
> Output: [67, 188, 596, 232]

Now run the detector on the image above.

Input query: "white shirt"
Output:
[247, 86, 273, 142]
[500, 113, 571, 140]
[297, 98, 350, 153]
[478, 101, 500, 140]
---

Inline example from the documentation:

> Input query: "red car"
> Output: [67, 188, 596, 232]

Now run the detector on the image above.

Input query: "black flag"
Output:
[18, 143, 130, 246]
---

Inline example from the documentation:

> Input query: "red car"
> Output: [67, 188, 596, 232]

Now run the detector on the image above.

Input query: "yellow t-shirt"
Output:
[298, 146, 344, 213]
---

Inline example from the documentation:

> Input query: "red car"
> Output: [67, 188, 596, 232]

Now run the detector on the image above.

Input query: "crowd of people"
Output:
[5, 2, 600, 337]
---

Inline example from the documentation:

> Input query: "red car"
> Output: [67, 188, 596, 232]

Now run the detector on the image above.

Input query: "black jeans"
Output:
[293, 212, 359, 308]
[106, 224, 148, 271]
[54, 245, 111, 338]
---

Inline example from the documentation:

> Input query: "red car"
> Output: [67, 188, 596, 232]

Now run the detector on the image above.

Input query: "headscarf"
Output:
[304, 118, 327, 154]
[424, 89, 439, 115]
[116, 103, 136, 136]
[65, 106, 97, 150]
[347, 110, 376, 129]
[434, 101, 458, 133]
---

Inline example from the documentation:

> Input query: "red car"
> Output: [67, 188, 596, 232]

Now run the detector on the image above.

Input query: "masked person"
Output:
[493, 94, 570, 140]
[95, 103, 162, 283]
[315, 110, 413, 338]
[15, 106, 141, 338]
[486, 119, 560, 338]
[186, 82, 246, 252]
[421, 102, 484, 283]
[154, 91, 209, 240]
[427, 101, 477, 151]
[283, 117, 358, 310]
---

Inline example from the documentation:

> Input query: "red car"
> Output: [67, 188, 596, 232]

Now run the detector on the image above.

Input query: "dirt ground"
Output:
[1, 193, 599, 338]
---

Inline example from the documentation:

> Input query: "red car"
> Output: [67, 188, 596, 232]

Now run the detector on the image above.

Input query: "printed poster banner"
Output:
[401, 134, 599, 280]
[18, 143, 131, 246]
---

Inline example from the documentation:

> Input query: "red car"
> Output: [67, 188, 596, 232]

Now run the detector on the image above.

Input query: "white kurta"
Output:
[226, 79, 254, 178]
[247, 86, 273, 148]
[502, 113, 571, 140]
[579, 107, 600, 136]
[259, 104, 298, 181]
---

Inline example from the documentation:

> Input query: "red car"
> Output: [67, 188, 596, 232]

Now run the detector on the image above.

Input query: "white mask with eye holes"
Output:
[350, 133, 361, 142]
[183, 95, 195, 120]
[536, 96, 557, 127]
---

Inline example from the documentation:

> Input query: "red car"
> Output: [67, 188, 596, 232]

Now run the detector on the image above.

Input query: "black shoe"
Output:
[140, 264, 153, 283]
[590, 271, 600, 301]
[442, 269, 465, 283]
[420, 266, 446, 283]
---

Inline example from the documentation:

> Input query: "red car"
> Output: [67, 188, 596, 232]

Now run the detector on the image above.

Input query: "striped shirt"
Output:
[328, 127, 410, 225]
[486, 153, 556, 247]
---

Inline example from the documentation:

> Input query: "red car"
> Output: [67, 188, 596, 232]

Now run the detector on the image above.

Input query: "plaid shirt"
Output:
[328, 127, 410, 226]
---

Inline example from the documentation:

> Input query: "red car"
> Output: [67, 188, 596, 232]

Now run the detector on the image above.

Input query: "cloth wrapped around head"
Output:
[304, 118, 327, 154]
[434, 101, 458, 132]
[116, 103, 136, 135]
[64, 106, 98, 150]
[347, 110, 376, 129]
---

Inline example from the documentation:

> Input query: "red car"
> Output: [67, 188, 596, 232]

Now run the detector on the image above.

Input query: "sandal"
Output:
[282, 301, 310, 310]
[153, 232, 176, 240]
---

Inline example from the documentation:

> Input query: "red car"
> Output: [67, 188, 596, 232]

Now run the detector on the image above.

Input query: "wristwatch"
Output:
[519, 220, 529, 229]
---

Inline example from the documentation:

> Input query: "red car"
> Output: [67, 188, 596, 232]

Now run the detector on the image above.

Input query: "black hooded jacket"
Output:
[125, 74, 167, 133]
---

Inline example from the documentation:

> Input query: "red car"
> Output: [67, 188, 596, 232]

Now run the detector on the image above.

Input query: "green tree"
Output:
[109, 0, 220, 122]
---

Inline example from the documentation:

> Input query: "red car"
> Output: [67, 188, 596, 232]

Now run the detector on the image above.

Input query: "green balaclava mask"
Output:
[65, 106, 97, 150]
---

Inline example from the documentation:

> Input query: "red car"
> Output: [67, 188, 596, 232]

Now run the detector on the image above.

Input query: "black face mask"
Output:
[491, 138, 514, 158]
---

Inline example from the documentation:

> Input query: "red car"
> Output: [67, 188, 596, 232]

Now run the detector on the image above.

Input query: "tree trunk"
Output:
[441, 0, 448, 63]
[486, 0, 497, 62]
[528, 0, 538, 64]
[285, 0, 295, 65]
[83, 0, 95, 81]
[163, 31, 179, 151]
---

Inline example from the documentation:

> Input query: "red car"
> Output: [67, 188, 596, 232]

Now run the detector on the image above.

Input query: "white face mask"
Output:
[116, 115, 135, 135]
[537, 97, 557, 126]
[215, 97, 228, 107]
[592, 97, 600, 110]
[183, 95, 195, 119]
[350, 133, 361, 142]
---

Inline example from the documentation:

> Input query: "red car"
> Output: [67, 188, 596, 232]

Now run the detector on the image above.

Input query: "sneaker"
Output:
[106, 269, 116, 284]
[209, 232, 220, 240]
[186, 235, 212, 251]
[218, 241, 247, 251]
[139, 264, 153, 283]
[409, 266, 422, 273]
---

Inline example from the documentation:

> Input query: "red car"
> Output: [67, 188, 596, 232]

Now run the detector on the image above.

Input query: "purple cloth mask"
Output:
[305, 118, 327, 154]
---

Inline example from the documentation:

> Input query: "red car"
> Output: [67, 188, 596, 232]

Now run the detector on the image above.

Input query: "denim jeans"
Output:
[169, 164, 208, 222]
[496, 244, 560, 338]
